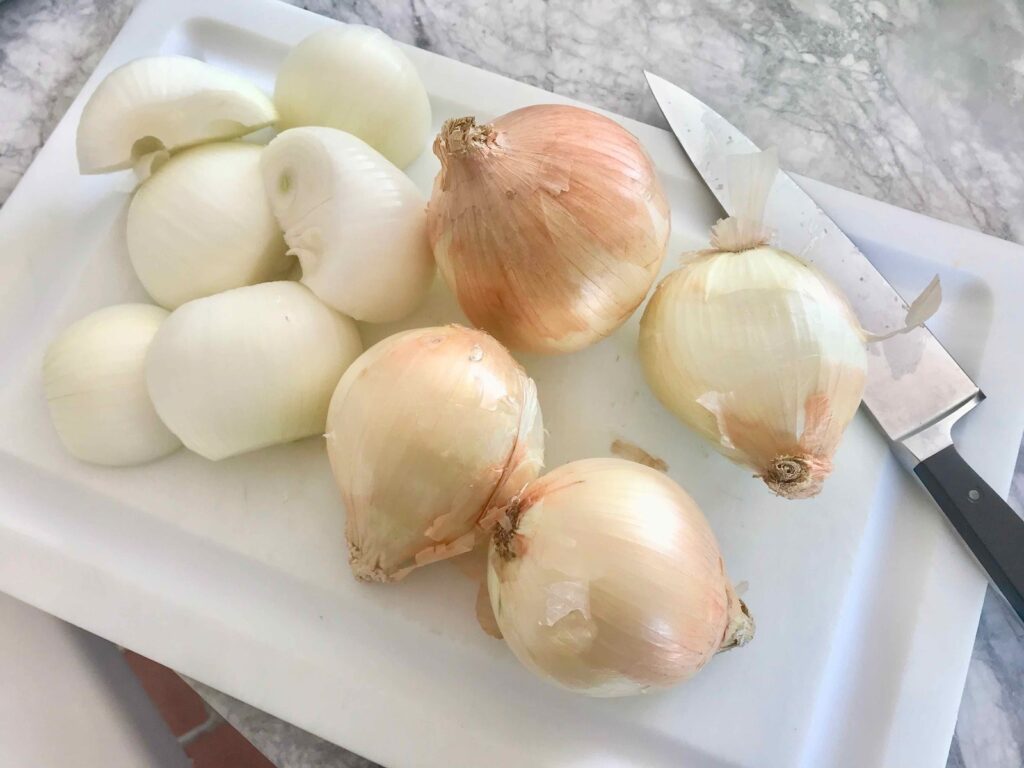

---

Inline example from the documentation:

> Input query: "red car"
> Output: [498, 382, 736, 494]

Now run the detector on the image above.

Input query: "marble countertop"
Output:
[1, 0, 1023, 766]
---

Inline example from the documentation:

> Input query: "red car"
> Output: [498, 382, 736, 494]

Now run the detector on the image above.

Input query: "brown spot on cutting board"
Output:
[476, 579, 503, 639]
[450, 546, 504, 638]
[450, 544, 489, 582]
[611, 438, 669, 473]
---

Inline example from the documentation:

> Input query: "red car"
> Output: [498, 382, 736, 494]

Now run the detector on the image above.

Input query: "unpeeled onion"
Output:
[640, 246, 868, 499]
[427, 105, 670, 354]
[638, 151, 874, 499]
[43, 304, 181, 466]
[146, 282, 361, 460]
[261, 127, 434, 322]
[488, 458, 753, 697]
[77, 56, 277, 175]
[326, 325, 543, 582]
[127, 143, 291, 309]
[274, 26, 431, 169]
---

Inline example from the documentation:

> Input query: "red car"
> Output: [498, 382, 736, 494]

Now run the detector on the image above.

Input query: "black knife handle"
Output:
[914, 444, 1024, 621]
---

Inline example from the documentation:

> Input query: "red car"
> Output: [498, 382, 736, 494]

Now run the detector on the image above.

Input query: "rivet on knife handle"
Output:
[914, 445, 1024, 620]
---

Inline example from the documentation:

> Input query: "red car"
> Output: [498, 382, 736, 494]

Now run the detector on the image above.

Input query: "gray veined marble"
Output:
[296, 0, 1024, 243]
[1, 0, 1023, 767]
[6, 0, 1023, 241]
[0, 0, 135, 198]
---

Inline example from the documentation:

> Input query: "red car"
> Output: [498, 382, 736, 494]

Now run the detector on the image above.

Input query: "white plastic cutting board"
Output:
[1, 1, 1022, 766]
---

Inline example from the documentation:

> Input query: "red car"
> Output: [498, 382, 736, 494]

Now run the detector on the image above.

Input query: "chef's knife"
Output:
[646, 71, 1024, 621]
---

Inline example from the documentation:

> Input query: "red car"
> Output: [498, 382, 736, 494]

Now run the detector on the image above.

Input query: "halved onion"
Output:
[76, 56, 277, 174]
[127, 142, 291, 309]
[43, 304, 181, 466]
[146, 282, 361, 461]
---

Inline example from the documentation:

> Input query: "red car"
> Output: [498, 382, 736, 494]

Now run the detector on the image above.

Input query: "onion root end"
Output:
[759, 453, 831, 500]
[719, 580, 755, 652]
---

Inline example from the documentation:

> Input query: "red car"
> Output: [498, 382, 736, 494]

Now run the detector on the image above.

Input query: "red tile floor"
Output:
[122, 650, 275, 767]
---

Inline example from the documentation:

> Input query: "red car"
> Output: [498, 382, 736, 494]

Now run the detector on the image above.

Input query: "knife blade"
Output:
[646, 71, 1024, 621]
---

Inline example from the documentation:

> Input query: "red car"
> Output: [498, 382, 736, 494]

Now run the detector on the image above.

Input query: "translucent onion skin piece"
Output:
[274, 26, 432, 169]
[76, 56, 278, 174]
[427, 105, 671, 354]
[43, 304, 181, 466]
[127, 143, 291, 309]
[146, 282, 362, 461]
[261, 127, 434, 323]
[639, 246, 868, 499]
[326, 325, 544, 582]
[488, 458, 753, 697]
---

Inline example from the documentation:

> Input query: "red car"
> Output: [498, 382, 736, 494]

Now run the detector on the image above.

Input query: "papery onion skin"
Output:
[43, 304, 181, 466]
[487, 458, 752, 697]
[146, 282, 361, 461]
[261, 127, 434, 322]
[76, 56, 277, 174]
[427, 105, 671, 354]
[639, 247, 867, 499]
[274, 26, 431, 169]
[128, 143, 291, 309]
[326, 325, 544, 582]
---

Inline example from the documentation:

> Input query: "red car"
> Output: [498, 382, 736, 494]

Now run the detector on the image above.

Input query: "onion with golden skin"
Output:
[639, 246, 868, 499]
[427, 105, 670, 355]
[488, 458, 753, 697]
[327, 325, 544, 582]
[637, 150, 886, 499]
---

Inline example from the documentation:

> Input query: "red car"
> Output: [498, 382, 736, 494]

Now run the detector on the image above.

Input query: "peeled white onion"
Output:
[127, 143, 291, 309]
[146, 282, 361, 460]
[488, 458, 753, 697]
[77, 56, 277, 174]
[261, 127, 434, 322]
[326, 325, 544, 582]
[274, 26, 431, 168]
[43, 304, 181, 466]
